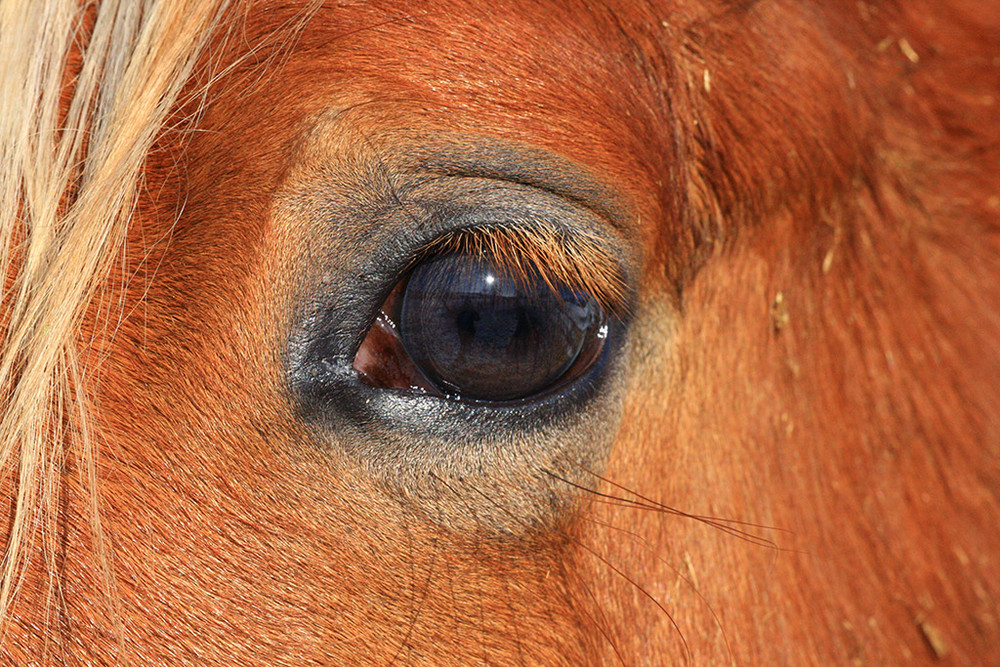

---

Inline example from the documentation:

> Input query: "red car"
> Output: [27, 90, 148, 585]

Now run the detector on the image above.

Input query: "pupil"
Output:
[456, 308, 478, 341]
[400, 252, 603, 401]
[514, 309, 530, 341]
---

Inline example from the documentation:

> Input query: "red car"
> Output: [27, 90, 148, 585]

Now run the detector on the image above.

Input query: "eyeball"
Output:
[354, 251, 608, 403]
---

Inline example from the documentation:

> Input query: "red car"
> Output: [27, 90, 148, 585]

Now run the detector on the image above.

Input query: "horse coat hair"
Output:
[1, 0, 998, 664]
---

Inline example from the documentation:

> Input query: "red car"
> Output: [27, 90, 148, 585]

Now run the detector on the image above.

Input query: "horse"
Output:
[2, 0, 998, 663]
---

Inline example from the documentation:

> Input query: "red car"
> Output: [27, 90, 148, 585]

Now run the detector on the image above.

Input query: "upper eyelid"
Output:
[385, 169, 637, 316]
[401, 140, 634, 235]
[281, 130, 639, 360]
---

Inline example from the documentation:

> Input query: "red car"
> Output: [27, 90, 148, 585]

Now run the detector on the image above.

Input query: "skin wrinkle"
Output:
[0, 0, 997, 664]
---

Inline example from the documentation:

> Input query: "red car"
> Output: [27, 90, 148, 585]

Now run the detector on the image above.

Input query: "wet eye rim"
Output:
[351, 244, 617, 406]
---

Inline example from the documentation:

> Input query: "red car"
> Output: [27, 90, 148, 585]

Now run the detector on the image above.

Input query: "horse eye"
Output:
[354, 252, 608, 402]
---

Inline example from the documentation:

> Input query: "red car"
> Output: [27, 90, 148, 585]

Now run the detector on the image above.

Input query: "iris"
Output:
[399, 253, 604, 402]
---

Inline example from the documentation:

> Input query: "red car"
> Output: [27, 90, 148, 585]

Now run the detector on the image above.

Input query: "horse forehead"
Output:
[221, 0, 669, 146]
[171, 1, 679, 272]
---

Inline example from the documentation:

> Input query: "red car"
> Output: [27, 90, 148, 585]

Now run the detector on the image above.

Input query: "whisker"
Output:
[585, 465, 792, 533]
[427, 471, 632, 663]
[561, 558, 628, 667]
[432, 470, 693, 666]
[565, 522, 693, 665]
[424, 472, 500, 665]
[387, 534, 439, 666]
[578, 511, 735, 666]
[546, 466, 793, 552]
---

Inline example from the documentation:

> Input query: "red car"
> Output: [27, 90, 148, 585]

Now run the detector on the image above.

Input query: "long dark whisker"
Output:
[558, 556, 628, 667]
[431, 471, 693, 666]
[423, 472, 518, 665]
[578, 511, 735, 666]
[583, 464, 792, 533]
[545, 466, 794, 552]
[427, 472, 633, 665]
[387, 530, 439, 666]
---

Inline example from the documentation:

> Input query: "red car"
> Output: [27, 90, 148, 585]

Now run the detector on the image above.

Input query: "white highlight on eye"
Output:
[597, 324, 609, 339]
[484, 274, 496, 286]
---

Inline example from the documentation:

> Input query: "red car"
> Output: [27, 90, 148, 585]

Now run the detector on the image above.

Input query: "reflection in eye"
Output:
[354, 251, 609, 403]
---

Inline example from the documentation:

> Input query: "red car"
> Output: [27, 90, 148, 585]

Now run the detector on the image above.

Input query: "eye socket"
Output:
[353, 250, 609, 403]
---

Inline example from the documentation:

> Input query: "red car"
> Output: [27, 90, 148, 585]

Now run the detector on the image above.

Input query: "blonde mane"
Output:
[0, 0, 226, 635]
